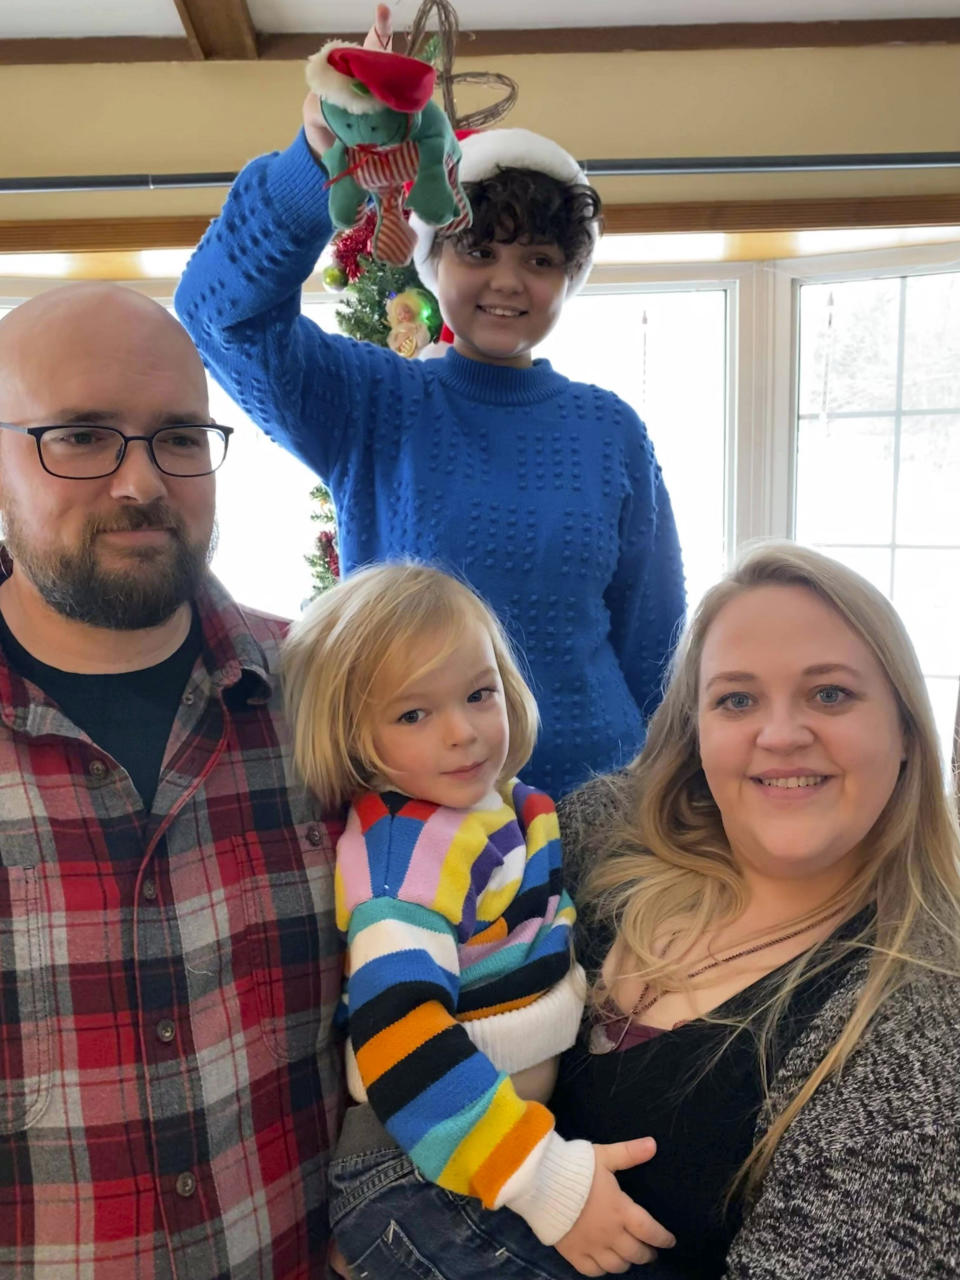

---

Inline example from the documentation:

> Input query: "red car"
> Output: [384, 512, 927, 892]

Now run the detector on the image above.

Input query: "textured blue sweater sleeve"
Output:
[604, 404, 686, 721]
[174, 131, 420, 482]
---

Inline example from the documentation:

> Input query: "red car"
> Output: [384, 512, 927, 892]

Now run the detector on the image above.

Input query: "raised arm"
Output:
[175, 134, 398, 480]
[173, 5, 401, 481]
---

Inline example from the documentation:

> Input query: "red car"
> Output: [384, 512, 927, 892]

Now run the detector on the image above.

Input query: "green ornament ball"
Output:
[322, 265, 348, 292]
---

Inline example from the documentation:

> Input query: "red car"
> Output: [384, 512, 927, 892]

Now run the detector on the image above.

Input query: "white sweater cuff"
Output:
[464, 964, 586, 1074]
[500, 1131, 595, 1245]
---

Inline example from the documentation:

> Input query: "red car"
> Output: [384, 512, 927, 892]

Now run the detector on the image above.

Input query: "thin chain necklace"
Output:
[599, 904, 845, 1051]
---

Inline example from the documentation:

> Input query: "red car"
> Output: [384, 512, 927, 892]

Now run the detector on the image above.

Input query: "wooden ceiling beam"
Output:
[0, 36, 195, 65]
[171, 0, 258, 60]
[1, 17, 959, 66]
[0, 217, 212, 252]
[264, 18, 960, 60]
[3, 194, 960, 255]
[602, 193, 960, 234]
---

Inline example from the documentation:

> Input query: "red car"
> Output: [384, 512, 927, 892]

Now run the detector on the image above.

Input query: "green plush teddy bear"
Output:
[306, 42, 470, 266]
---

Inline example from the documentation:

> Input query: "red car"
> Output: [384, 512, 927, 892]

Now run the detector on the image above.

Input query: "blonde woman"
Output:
[551, 543, 960, 1279]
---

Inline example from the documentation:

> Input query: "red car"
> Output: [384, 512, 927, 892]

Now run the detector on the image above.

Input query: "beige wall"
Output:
[1, 41, 959, 223]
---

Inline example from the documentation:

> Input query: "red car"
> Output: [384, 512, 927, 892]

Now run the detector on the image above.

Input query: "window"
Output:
[793, 263, 960, 760]
[205, 302, 342, 616]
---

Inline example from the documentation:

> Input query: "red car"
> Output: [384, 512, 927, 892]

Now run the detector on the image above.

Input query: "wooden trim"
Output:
[603, 194, 960, 234]
[0, 37, 196, 65]
[263, 20, 960, 60]
[3, 196, 960, 254]
[257, 32, 390, 59]
[2, 18, 959, 65]
[468, 19, 960, 55]
[0, 218, 213, 253]
[172, 0, 258, 61]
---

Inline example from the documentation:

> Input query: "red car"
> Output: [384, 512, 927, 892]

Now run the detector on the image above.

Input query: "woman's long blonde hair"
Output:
[584, 542, 960, 1193]
[281, 561, 539, 811]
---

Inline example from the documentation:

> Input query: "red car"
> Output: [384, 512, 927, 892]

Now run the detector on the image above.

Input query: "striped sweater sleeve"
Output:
[335, 790, 595, 1244]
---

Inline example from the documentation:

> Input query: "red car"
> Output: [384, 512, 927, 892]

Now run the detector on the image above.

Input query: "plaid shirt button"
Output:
[156, 1019, 176, 1043]
[306, 825, 323, 846]
[142, 877, 158, 900]
[175, 1171, 197, 1198]
[88, 759, 108, 779]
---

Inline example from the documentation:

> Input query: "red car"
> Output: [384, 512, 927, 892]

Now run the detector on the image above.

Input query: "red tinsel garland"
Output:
[318, 528, 340, 579]
[332, 208, 379, 282]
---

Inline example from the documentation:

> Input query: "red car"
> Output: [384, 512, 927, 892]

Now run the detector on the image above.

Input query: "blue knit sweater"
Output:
[175, 133, 686, 795]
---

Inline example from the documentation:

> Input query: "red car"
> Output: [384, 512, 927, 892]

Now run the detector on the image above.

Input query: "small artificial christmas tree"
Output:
[336, 256, 424, 346]
[327, 208, 443, 351]
[305, 215, 441, 597]
[305, 481, 340, 597]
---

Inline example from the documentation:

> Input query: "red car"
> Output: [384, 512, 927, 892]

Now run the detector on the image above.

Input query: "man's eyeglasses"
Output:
[0, 423, 235, 479]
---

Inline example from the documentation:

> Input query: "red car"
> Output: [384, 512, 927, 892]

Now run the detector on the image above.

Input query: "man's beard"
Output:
[1, 500, 215, 631]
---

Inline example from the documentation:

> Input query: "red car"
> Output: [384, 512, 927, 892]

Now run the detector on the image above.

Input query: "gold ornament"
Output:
[388, 321, 432, 358]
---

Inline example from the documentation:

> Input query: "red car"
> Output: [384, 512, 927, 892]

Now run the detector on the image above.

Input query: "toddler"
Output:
[282, 562, 674, 1278]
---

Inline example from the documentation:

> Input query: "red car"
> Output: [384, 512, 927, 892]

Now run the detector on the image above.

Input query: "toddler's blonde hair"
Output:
[282, 561, 539, 810]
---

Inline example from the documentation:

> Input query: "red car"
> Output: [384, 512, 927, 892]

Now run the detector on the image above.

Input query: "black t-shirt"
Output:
[551, 917, 867, 1280]
[0, 607, 202, 812]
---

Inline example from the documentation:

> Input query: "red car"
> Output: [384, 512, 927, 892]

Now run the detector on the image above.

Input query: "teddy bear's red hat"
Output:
[308, 42, 436, 115]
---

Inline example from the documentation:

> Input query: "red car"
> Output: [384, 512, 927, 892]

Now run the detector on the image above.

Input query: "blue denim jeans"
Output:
[329, 1134, 586, 1280]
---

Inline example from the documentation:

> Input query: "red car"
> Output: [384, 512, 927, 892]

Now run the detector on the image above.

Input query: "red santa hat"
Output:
[306, 41, 436, 115]
[410, 128, 599, 297]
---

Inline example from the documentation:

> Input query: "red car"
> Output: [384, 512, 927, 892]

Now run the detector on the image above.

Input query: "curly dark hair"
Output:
[435, 167, 602, 275]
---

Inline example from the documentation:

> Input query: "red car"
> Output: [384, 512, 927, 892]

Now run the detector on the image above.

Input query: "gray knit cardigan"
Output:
[557, 784, 960, 1280]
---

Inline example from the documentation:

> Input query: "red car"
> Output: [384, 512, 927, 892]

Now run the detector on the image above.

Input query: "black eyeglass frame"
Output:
[0, 422, 235, 479]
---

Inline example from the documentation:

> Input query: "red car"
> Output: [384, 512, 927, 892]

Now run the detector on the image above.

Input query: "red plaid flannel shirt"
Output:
[0, 571, 344, 1279]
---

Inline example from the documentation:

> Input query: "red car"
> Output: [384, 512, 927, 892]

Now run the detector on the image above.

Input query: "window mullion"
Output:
[731, 260, 794, 551]
[889, 276, 908, 599]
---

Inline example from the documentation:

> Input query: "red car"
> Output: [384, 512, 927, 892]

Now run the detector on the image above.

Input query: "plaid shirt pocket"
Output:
[0, 867, 53, 1134]
[235, 827, 332, 1063]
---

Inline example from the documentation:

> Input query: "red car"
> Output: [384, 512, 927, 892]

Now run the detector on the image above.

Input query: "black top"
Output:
[552, 919, 867, 1280]
[0, 607, 202, 812]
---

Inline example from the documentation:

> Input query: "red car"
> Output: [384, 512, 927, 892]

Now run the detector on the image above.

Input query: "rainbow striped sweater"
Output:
[335, 779, 594, 1244]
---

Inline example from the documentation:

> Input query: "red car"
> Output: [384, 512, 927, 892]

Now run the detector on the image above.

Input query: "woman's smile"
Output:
[753, 771, 830, 790]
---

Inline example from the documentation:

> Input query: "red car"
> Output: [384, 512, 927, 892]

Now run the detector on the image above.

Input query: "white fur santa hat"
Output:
[411, 128, 599, 297]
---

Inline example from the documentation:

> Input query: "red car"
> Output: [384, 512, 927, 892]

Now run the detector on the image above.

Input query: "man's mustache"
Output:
[87, 503, 186, 537]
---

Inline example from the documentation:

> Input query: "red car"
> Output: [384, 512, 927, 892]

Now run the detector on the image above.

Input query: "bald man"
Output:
[0, 285, 343, 1279]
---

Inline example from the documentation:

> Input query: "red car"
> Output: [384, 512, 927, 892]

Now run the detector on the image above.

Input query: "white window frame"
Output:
[766, 240, 960, 545]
